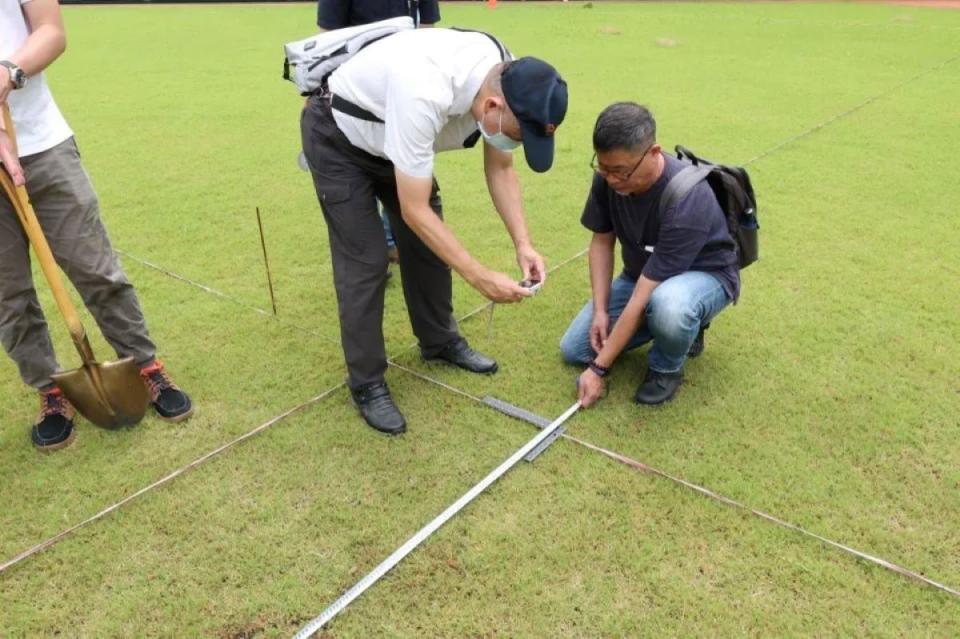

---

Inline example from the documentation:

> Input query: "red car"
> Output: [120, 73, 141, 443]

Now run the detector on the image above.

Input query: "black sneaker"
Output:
[422, 338, 498, 374]
[140, 360, 193, 422]
[634, 368, 684, 405]
[31, 387, 77, 451]
[687, 323, 709, 359]
[351, 382, 406, 435]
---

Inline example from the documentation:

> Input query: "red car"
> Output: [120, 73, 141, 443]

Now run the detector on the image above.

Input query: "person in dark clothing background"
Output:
[317, 0, 440, 31]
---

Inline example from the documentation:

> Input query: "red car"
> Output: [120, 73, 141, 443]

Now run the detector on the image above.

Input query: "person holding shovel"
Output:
[0, 0, 192, 451]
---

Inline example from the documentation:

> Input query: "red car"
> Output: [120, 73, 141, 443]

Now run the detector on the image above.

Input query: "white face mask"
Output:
[477, 107, 521, 153]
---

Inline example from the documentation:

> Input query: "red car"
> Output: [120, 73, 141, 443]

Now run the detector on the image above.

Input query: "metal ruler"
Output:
[293, 401, 581, 638]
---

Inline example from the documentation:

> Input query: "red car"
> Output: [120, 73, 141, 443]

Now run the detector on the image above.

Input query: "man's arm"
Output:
[0, 0, 65, 186]
[395, 169, 532, 303]
[482, 140, 546, 284]
[594, 275, 658, 369]
[2, 0, 66, 93]
[587, 231, 615, 352]
[578, 274, 660, 407]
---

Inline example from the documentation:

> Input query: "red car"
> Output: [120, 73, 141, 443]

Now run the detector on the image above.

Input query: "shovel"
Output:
[0, 104, 148, 428]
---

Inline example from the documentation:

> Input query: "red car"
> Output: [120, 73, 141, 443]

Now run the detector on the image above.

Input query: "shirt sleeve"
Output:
[317, 0, 350, 29]
[642, 183, 718, 282]
[580, 173, 614, 234]
[382, 68, 449, 178]
[418, 0, 441, 24]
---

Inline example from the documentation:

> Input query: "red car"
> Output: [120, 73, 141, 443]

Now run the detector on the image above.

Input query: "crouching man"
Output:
[560, 103, 740, 408]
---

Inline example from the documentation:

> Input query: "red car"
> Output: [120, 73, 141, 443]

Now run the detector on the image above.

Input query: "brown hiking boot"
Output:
[31, 387, 77, 451]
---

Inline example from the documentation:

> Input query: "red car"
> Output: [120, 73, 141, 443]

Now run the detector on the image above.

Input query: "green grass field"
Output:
[1, 1, 959, 636]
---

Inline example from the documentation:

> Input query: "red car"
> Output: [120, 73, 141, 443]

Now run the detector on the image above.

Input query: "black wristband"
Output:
[587, 360, 609, 378]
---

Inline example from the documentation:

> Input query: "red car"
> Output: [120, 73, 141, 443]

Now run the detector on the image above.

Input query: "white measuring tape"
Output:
[292, 401, 581, 638]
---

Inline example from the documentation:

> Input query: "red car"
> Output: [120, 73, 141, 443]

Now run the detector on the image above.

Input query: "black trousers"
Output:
[300, 95, 459, 389]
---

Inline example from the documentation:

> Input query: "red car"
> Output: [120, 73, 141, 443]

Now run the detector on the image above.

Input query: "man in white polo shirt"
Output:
[0, 0, 192, 451]
[300, 27, 567, 435]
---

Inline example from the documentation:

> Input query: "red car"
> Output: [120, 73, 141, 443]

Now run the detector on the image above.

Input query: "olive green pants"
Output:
[0, 137, 155, 389]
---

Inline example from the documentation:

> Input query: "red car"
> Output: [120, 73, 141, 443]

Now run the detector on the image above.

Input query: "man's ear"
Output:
[485, 96, 503, 111]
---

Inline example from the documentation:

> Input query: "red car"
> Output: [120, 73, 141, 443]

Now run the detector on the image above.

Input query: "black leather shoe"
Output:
[687, 323, 709, 359]
[351, 382, 406, 435]
[422, 338, 497, 374]
[634, 368, 684, 405]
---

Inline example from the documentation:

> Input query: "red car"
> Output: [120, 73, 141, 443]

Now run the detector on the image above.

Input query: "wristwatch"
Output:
[0, 60, 27, 90]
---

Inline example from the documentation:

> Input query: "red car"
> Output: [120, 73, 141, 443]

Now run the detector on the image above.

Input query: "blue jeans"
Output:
[559, 271, 731, 374]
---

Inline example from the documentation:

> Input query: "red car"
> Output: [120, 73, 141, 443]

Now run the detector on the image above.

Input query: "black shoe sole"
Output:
[155, 405, 194, 423]
[33, 425, 76, 452]
[634, 392, 679, 406]
[634, 380, 683, 406]
[421, 356, 498, 375]
[365, 422, 406, 435]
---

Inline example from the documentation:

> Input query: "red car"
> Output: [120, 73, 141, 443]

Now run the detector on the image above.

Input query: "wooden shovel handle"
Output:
[1, 104, 86, 342]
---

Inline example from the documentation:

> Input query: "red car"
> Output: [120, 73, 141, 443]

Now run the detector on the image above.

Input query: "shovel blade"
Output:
[52, 357, 149, 428]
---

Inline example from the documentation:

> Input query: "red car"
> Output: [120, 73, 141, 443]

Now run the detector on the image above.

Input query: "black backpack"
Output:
[658, 146, 759, 269]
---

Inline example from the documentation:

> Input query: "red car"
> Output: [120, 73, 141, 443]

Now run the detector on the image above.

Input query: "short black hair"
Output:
[592, 102, 656, 153]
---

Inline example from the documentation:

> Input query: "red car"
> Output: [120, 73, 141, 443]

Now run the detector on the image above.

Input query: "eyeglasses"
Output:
[590, 146, 651, 181]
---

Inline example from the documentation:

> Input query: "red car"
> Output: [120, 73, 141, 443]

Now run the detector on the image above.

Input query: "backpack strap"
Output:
[674, 145, 704, 166]
[450, 27, 511, 61]
[658, 165, 711, 219]
[331, 93, 384, 123]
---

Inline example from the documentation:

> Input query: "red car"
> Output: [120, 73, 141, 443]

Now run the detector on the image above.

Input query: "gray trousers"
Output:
[300, 95, 459, 390]
[0, 137, 155, 389]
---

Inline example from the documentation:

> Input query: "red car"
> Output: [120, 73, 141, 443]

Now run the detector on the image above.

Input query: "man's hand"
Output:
[589, 310, 609, 354]
[0, 128, 24, 187]
[577, 368, 605, 408]
[470, 267, 533, 303]
[515, 243, 546, 285]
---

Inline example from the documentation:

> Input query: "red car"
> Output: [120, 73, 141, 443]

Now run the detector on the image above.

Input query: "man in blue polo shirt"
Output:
[560, 102, 739, 407]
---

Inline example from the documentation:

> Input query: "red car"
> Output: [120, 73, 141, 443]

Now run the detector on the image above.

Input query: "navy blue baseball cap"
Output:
[501, 57, 568, 173]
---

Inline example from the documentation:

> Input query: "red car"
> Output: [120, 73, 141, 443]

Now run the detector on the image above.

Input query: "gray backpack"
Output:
[282, 16, 414, 95]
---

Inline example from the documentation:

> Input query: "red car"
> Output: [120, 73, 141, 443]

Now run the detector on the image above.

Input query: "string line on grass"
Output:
[0, 246, 588, 576]
[741, 50, 960, 167]
[388, 362, 960, 600]
[0, 383, 345, 576]
[117, 245, 589, 354]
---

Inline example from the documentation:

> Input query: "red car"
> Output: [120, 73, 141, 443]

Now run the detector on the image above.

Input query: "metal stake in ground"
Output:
[255, 207, 278, 316]
[293, 401, 582, 638]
